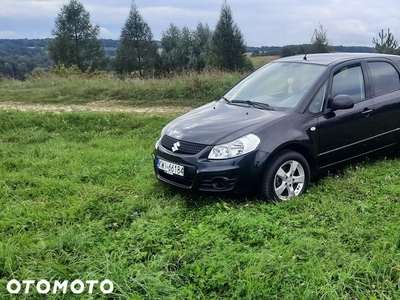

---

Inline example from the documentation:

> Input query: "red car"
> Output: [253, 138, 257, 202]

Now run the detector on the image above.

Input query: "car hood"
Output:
[164, 101, 287, 145]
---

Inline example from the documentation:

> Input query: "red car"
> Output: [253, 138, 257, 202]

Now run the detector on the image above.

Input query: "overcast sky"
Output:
[1, 0, 399, 47]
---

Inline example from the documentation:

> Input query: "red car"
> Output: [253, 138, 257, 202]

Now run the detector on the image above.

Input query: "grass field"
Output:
[0, 57, 279, 108]
[1, 110, 400, 299]
[249, 55, 280, 69]
[0, 71, 243, 108]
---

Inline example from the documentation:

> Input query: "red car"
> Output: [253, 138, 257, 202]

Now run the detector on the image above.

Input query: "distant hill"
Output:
[332, 45, 376, 53]
[247, 45, 376, 54]
[0, 39, 163, 78]
[0, 38, 53, 79]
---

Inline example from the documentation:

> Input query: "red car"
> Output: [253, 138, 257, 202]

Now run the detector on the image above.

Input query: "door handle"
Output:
[361, 108, 373, 116]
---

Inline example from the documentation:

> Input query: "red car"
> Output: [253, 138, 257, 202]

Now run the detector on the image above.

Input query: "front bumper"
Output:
[153, 144, 270, 194]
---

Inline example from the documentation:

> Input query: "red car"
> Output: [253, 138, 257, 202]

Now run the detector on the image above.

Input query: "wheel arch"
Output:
[267, 142, 318, 179]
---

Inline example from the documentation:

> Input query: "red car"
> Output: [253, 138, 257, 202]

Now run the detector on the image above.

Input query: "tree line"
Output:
[0, 39, 52, 79]
[45, 0, 251, 78]
[0, 38, 376, 80]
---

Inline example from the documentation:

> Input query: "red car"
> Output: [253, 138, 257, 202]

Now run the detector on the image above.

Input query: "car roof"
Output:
[275, 52, 400, 66]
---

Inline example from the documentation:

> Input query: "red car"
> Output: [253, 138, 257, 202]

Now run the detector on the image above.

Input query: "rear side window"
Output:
[368, 61, 400, 96]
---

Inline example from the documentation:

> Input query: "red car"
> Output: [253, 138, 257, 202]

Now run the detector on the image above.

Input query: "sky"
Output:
[0, 0, 400, 47]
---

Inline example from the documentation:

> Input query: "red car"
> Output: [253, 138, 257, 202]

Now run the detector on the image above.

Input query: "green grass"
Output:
[1, 110, 400, 299]
[249, 55, 279, 69]
[0, 71, 243, 107]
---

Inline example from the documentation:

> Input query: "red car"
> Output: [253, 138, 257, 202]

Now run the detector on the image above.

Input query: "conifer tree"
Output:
[311, 24, 332, 53]
[115, 3, 158, 77]
[48, 0, 106, 71]
[373, 29, 399, 54]
[211, 0, 246, 71]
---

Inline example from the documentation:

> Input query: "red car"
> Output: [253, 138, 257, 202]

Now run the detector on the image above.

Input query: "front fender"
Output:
[256, 114, 319, 174]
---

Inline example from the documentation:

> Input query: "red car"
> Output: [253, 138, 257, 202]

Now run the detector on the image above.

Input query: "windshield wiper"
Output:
[231, 100, 274, 111]
[220, 96, 231, 103]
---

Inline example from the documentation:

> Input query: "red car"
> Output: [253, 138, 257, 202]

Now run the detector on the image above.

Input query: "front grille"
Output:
[161, 135, 207, 155]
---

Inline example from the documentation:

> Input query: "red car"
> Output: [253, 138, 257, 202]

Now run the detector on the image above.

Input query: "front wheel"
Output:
[261, 150, 310, 202]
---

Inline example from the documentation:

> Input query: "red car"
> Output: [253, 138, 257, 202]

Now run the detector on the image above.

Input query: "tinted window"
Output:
[331, 64, 365, 103]
[368, 61, 400, 96]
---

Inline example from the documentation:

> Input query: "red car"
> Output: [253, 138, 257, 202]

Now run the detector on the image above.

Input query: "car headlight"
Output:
[208, 134, 260, 159]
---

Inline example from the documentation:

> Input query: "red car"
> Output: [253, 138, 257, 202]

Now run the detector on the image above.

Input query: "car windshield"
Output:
[224, 62, 327, 111]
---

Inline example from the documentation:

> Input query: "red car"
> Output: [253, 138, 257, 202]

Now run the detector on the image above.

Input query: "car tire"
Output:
[261, 150, 310, 202]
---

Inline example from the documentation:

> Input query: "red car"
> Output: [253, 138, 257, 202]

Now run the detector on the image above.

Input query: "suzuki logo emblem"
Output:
[172, 141, 180, 152]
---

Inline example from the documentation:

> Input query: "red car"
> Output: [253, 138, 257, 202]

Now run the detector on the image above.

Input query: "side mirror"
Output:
[330, 94, 354, 110]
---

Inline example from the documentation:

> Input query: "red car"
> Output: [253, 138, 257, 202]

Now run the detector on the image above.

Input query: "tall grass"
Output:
[1, 110, 400, 299]
[0, 70, 243, 107]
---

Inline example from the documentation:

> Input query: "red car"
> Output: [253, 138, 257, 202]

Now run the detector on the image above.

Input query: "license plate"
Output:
[157, 158, 184, 176]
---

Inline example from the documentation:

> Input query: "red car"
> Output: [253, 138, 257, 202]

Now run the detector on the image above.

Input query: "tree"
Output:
[193, 23, 213, 71]
[115, 3, 159, 77]
[210, 0, 247, 71]
[2, 62, 14, 77]
[16, 62, 28, 79]
[178, 27, 197, 70]
[372, 29, 399, 54]
[311, 24, 332, 53]
[160, 23, 185, 73]
[160, 22, 212, 74]
[160, 24, 197, 73]
[281, 44, 312, 57]
[47, 0, 106, 71]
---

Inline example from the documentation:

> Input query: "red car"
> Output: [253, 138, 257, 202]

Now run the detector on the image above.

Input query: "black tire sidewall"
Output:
[261, 150, 310, 202]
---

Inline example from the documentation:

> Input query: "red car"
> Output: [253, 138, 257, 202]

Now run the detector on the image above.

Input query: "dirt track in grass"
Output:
[0, 101, 192, 115]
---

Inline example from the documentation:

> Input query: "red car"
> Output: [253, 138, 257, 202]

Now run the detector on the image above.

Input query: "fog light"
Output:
[211, 177, 230, 190]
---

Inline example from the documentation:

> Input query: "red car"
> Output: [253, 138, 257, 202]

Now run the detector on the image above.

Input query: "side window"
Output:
[368, 61, 400, 96]
[308, 82, 327, 113]
[331, 65, 365, 103]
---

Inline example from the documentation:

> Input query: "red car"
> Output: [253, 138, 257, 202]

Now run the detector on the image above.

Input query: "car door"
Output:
[365, 59, 400, 150]
[316, 62, 375, 169]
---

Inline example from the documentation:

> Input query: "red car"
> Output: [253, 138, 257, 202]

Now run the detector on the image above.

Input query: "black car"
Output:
[153, 53, 400, 201]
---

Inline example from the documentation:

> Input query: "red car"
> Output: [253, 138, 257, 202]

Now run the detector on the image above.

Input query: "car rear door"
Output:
[365, 59, 400, 150]
[316, 61, 376, 169]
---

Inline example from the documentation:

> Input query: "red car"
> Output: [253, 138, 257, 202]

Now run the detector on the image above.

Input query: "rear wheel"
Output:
[261, 150, 310, 202]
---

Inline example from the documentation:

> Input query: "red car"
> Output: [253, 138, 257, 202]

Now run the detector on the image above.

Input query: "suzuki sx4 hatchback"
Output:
[153, 53, 400, 201]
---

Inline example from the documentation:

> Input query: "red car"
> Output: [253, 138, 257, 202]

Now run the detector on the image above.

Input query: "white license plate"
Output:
[157, 158, 184, 176]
